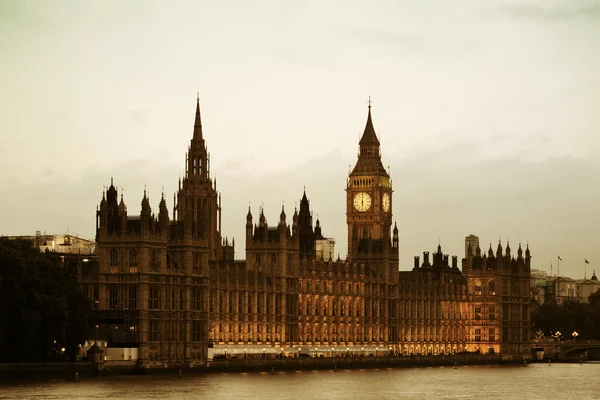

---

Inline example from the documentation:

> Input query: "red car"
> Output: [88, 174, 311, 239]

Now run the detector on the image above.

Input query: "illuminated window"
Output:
[110, 249, 118, 273]
[474, 328, 481, 342]
[474, 280, 482, 295]
[129, 249, 138, 273]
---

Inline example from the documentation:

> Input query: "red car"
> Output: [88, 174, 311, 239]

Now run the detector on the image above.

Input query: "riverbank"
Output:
[0, 355, 527, 381]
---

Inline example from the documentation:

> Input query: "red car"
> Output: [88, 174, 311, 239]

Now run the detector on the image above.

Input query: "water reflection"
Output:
[1, 363, 597, 400]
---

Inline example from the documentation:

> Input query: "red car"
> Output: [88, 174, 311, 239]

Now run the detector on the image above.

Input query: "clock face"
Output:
[353, 192, 371, 212]
[382, 193, 390, 212]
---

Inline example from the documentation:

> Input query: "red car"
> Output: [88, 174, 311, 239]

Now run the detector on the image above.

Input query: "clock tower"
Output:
[346, 100, 395, 260]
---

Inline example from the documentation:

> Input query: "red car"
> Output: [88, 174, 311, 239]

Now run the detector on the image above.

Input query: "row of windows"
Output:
[108, 249, 203, 273]
[473, 328, 496, 342]
[148, 320, 204, 342]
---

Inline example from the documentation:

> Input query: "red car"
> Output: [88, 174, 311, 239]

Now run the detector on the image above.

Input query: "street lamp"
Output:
[572, 331, 579, 341]
[263, 348, 266, 361]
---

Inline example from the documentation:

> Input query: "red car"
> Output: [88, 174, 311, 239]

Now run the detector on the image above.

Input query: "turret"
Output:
[118, 193, 127, 233]
[496, 240, 503, 258]
[158, 192, 169, 231]
[292, 207, 298, 236]
[517, 243, 523, 259]
[392, 222, 399, 250]
[505, 241, 511, 257]
[279, 205, 287, 240]
[140, 188, 152, 232]
[314, 218, 322, 239]
[246, 206, 253, 238]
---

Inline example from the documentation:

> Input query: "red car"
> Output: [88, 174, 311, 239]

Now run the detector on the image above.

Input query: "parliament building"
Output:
[82, 97, 531, 366]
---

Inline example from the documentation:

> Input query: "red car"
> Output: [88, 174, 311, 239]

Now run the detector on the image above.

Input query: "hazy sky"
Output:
[1, 0, 599, 278]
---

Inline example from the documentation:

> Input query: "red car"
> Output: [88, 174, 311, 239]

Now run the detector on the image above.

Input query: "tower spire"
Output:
[193, 93, 203, 141]
[359, 96, 379, 146]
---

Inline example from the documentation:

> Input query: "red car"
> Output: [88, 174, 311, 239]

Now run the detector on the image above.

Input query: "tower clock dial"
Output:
[353, 192, 371, 212]
[382, 193, 390, 212]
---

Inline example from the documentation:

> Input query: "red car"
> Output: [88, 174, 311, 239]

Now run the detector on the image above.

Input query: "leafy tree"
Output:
[0, 238, 92, 361]
[531, 292, 600, 341]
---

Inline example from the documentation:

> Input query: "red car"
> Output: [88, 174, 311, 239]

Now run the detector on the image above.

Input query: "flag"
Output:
[585, 259, 589, 264]
[558, 256, 563, 261]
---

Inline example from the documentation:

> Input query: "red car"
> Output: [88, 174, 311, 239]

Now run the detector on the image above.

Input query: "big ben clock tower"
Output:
[346, 99, 395, 260]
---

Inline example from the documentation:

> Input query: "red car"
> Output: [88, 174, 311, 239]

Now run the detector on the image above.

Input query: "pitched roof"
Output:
[359, 106, 380, 145]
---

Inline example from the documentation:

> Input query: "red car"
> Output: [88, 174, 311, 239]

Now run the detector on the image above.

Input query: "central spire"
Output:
[193, 93, 203, 141]
[359, 96, 379, 146]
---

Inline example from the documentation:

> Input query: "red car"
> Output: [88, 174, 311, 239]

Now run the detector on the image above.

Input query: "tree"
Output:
[0, 238, 92, 362]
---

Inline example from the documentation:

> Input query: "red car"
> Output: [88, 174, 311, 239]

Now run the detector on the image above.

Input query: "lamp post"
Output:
[263, 348, 266, 363]
[572, 331, 579, 342]
[244, 348, 247, 364]
[224, 348, 228, 366]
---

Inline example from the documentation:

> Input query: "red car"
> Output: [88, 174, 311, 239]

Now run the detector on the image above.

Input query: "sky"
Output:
[1, 0, 599, 278]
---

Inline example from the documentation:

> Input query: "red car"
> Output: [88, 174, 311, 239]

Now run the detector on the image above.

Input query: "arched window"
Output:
[488, 280, 496, 294]
[110, 249, 118, 273]
[474, 280, 482, 295]
[150, 249, 160, 272]
[129, 249, 138, 273]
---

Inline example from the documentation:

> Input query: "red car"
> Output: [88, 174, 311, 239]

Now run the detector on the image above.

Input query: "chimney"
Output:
[423, 251, 430, 265]
[414, 256, 420, 269]
[452, 256, 458, 269]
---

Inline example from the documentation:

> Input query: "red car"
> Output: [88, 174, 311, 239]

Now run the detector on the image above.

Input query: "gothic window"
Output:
[129, 286, 137, 310]
[179, 289, 185, 311]
[193, 254, 200, 271]
[129, 248, 138, 273]
[488, 280, 495, 294]
[474, 306, 481, 320]
[474, 328, 481, 342]
[193, 288, 202, 311]
[271, 254, 277, 265]
[474, 280, 482, 295]
[110, 249, 118, 273]
[488, 306, 495, 321]
[489, 328, 495, 342]
[149, 320, 160, 342]
[109, 285, 119, 309]
[149, 286, 160, 310]
[150, 249, 160, 272]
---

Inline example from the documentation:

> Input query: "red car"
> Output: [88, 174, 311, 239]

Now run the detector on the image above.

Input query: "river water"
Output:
[1, 363, 598, 400]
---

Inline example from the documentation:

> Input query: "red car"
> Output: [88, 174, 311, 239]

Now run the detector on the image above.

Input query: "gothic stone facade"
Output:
[87, 98, 530, 366]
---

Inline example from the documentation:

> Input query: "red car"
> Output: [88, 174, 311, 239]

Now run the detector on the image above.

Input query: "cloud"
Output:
[493, 3, 600, 21]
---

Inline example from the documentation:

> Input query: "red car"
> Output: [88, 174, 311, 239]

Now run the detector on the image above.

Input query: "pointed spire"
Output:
[193, 93, 203, 141]
[359, 96, 380, 146]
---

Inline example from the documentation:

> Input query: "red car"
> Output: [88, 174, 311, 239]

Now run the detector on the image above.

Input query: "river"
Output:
[1, 362, 597, 399]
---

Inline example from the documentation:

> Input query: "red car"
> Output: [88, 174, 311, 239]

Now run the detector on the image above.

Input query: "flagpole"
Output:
[585, 259, 587, 280]
[557, 256, 560, 278]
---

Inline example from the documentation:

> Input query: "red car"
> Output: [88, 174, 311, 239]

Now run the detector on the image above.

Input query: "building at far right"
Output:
[462, 236, 531, 356]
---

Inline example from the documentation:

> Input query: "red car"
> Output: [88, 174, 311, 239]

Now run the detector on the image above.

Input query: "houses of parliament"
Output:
[82, 96, 531, 366]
